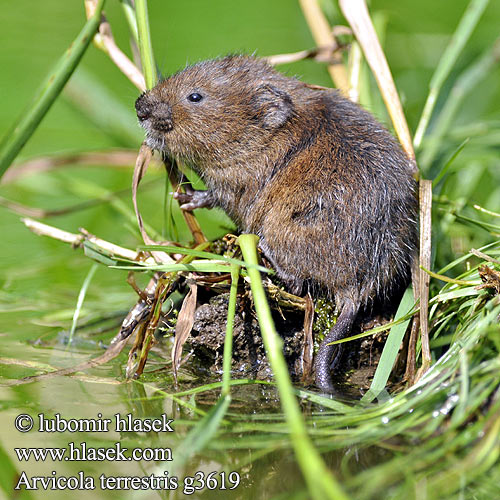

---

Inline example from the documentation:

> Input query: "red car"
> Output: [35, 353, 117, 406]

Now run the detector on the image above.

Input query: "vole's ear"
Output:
[252, 84, 293, 129]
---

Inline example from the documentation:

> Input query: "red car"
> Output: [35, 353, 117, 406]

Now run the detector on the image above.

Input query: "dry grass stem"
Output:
[299, 0, 349, 93]
[163, 157, 208, 246]
[418, 180, 433, 373]
[471, 248, 500, 265]
[266, 43, 347, 67]
[85, 0, 146, 91]
[22, 217, 157, 264]
[1, 150, 142, 185]
[132, 143, 177, 262]
[339, 0, 416, 166]
[347, 42, 362, 103]
[302, 293, 315, 383]
[22, 217, 84, 246]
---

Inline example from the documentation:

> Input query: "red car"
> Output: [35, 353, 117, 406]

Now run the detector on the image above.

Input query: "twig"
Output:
[1, 150, 144, 185]
[1, 180, 149, 218]
[84, 0, 146, 91]
[23, 218, 84, 246]
[418, 180, 433, 375]
[265, 42, 348, 67]
[471, 248, 500, 266]
[339, 0, 417, 167]
[298, 0, 349, 93]
[21, 217, 163, 264]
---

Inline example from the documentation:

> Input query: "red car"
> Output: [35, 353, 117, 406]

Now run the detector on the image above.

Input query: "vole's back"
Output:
[248, 90, 417, 310]
[135, 55, 417, 390]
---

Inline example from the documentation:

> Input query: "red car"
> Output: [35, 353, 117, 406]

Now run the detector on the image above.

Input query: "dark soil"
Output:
[188, 293, 305, 381]
[184, 289, 396, 392]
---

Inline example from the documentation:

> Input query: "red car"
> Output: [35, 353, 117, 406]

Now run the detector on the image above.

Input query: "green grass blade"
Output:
[68, 263, 99, 345]
[421, 41, 499, 170]
[140, 244, 272, 273]
[119, 0, 139, 44]
[222, 264, 240, 396]
[170, 394, 231, 473]
[135, 0, 157, 88]
[0, 0, 106, 179]
[0, 439, 35, 499]
[432, 138, 469, 186]
[453, 213, 500, 235]
[362, 286, 414, 402]
[238, 234, 350, 500]
[413, 0, 489, 148]
[111, 261, 238, 273]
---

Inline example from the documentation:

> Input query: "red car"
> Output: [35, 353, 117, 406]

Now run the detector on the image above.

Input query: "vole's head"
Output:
[135, 56, 296, 164]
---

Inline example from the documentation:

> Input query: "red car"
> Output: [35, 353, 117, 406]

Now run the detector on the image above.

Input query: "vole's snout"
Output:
[135, 95, 173, 132]
[135, 94, 153, 121]
[152, 103, 174, 132]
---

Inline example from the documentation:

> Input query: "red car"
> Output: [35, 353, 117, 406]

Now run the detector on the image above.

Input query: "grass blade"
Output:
[432, 138, 469, 186]
[362, 286, 414, 402]
[68, 263, 99, 345]
[222, 264, 240, 396]
[0, 439, 35, 499]
[140, 244, 272, 273]
[135, 0, 157, 88]
[0, 0, 106, 179]
[413, 0, 490, 148]
[111, 261, 239, 273]
[119, 0, 139, 44]
[421, 40, 500, 170]
[238, 234, 350, 500]
[170, 394, 231, 474]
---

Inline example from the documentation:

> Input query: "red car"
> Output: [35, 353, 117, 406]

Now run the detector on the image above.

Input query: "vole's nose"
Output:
[135, 94, 153, 121]
[151, 103, 173, 131]
[135, 94, 173, 132]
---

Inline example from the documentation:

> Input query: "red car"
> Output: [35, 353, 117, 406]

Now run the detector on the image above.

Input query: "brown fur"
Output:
[135, 55, 417, 391]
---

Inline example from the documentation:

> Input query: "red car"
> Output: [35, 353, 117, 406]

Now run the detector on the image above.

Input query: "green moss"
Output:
[313, 298, 338, 347]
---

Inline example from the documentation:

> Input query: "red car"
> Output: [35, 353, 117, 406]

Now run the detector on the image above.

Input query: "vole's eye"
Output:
[187, 92, 203, 103]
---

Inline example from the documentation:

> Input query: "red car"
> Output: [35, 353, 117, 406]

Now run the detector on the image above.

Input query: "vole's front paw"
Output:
[173, 189, 215, 211]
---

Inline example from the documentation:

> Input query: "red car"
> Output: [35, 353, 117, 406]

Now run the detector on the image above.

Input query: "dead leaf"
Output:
[172, 282, 198, 383]
[132, 143, 174, 264]
[7, 335, 130, 386]
[477, 265, 500, 294]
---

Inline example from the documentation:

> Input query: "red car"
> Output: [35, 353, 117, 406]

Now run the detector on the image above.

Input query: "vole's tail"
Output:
[314, 299, 359, 392]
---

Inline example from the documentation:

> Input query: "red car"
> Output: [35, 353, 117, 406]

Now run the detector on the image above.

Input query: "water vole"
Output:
[135, 55, 417, 391]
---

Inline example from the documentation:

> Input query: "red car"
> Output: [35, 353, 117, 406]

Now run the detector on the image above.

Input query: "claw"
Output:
[173, 189, 215, 211]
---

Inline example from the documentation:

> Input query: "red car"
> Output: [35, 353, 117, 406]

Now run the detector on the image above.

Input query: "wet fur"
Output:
[135, 55, 418, 391]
